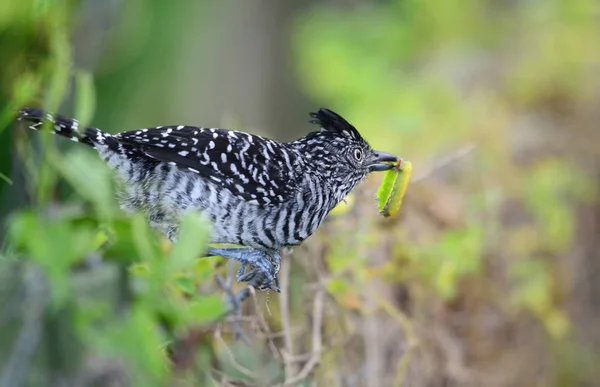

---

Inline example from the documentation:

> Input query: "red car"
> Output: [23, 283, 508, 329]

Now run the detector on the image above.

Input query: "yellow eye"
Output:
[353, 148, 363, 161]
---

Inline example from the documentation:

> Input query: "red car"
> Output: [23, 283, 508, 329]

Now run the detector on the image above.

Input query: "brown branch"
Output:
[255, 327, 303, 340]
[250, 286, 282, 361]
[213, 328, 259, 381]
[279, 257, 298, 380]
[215, 260, 273, 343]
[281, 288, 325, 386]
[374, 295, 419, 387]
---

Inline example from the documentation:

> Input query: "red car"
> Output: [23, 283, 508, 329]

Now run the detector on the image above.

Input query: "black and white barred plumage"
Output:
[17, 107, 397, 288]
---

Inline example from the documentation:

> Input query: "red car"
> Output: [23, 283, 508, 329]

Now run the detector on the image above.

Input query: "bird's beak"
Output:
[368, 151, 398, 172]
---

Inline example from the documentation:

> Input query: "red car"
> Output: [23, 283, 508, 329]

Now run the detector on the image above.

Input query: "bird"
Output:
[16, 107, 398, 290]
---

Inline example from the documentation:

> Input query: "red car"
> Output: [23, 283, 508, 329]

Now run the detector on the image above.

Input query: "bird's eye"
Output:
[353, 148, 363, 161]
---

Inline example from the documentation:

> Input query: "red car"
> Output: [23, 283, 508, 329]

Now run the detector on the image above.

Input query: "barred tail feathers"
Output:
[17, 107, 114, 149]
[16, 107, 152, 179]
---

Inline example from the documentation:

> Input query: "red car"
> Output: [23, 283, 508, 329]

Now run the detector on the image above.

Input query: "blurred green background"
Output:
[1, 0, 599, 386]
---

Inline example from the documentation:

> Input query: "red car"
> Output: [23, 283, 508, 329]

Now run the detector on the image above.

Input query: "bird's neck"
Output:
[287, 136, 340, 174]
[288, 138, 360, 206]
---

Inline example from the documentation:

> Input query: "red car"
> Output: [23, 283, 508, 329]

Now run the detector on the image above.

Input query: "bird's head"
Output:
[292, 108, 398, 200]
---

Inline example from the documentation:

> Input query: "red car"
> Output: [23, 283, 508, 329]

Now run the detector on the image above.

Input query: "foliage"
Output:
[2, 149, 225, 385]
[1, 0, 599, 386]
[294, 0, 600, 384]
[0, 3, 227, 385]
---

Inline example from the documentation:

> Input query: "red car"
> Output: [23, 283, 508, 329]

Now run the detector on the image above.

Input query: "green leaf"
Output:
[130, 263, 151, 277]
[0, 172, 12, 185]
[54, 148, 115, 219]
[435, 260, 459, 299]
[326, 277, 350, 296]
[45, 28, 71, 112]
[194, 256, 221, 280]
[0, 72, 41, 136]
[8, 211, 97, 307]
[130, 215, 160, 267]
[184, 295, 227, 324]
[129, 215, 167, 301]
[174, 276, 196, 295]
[167, 212, 211, 275]
[104, 218, 143, 263]
[87, 306, 170, 385]
[74, 70, 96, 128]
[545, 308, 570, 339]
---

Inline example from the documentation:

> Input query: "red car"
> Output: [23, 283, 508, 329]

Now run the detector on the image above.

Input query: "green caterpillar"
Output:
[377, 159, 412, 217]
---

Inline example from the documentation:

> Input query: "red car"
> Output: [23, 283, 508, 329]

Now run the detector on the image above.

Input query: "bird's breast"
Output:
[123, 163, 338, 251]
[207, 176, 337, 250]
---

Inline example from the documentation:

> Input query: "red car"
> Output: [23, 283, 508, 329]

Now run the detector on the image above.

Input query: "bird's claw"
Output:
[206, 247, 281, 292]
[236, 260, 280, 292]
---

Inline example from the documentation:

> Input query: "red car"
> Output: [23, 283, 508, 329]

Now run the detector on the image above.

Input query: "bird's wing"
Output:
[116, 125, 297, 205]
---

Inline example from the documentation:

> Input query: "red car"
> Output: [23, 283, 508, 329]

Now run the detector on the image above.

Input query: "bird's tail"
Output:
[16, 107, 115, 150]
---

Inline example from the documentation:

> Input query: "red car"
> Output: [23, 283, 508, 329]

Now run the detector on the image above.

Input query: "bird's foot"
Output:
[206, 247, 280, 292]
[236, 252, 280, 291]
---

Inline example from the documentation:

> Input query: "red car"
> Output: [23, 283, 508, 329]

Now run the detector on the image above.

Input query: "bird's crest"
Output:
[309, 108, 363, 141]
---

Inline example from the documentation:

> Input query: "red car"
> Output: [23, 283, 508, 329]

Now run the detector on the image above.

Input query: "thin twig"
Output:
[255, 326, 303, 340]
[220, 315, 256, 323]
[374, 295, 418, 387]
[250, 286, 282, 361]
[213, 328, 259, 381]
[364, 292, 382, 386]
[210, 367, 260, 387]
[225, 259, 235, 289]
[215, 274, 249, 344]
[279, 257, 297, 380]
[283, 351, 321, 363]
[281, 288, 325, 386]
[215, 265, 272, 344]
[412, 143, 477, 183]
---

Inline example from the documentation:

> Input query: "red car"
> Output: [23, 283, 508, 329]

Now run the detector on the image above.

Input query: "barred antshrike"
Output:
[17, 107, 398, 290]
